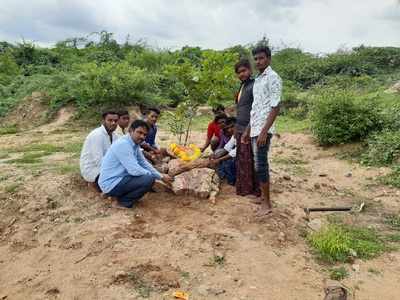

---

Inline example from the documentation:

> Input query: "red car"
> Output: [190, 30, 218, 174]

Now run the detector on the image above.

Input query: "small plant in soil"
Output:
[329, 266, 349, 280]
[210, 254, 225, 267]
[367, 268, 381, 275]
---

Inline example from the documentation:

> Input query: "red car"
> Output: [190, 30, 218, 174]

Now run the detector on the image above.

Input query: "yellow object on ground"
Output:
[169, 143, 201, 162]
[173, 291, 189, 300]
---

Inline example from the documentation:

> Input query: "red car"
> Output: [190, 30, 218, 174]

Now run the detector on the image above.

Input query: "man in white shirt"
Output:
[80, 111, 119, 191]
[242, 45, 282, 216]
[115, 110, 130, 137]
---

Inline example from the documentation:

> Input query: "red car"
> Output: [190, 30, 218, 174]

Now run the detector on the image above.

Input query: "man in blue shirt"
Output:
[99, 120, 174, 208]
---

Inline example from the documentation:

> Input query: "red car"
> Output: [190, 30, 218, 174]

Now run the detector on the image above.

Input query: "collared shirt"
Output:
[115, 125, 127, 138]
[144, 124, 158, 148]
[98, 135, 162, 193]
[250, 66, 282, 137]
[224, 136, 237, 158]
[236, 78, 254, 133]
[79, 125, 118, 182]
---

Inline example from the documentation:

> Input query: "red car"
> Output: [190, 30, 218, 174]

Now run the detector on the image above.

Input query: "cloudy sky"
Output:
[0, 0, 399, 53]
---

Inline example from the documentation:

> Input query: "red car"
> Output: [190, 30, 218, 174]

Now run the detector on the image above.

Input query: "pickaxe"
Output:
[304, 202, 365, 221]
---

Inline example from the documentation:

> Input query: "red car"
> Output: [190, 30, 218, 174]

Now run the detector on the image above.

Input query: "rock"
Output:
[283, 175, 291, 181]
[385, 81, 400, 94]
[319, 173, 328, 177]
[278, 232, 286, 242]
[197, 285, 209, 296]
[324, 280, 348, 300]
[352, 264, 360, 273]
[208, 287, 226, 296]
[314, 183, 321, 190]
[307, 218, 324, 232]
[45, 288, 60, 296]
[172, 168, 219, 199]
[345, 172, 352, 178]
[114, 271, 128, 280]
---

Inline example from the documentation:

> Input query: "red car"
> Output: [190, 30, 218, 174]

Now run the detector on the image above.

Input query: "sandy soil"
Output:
[0, 121, 400, 300]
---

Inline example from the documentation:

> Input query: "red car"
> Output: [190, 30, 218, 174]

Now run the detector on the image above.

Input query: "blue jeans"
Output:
[217, 158, 236, 185]
[106, 175, 155, 208]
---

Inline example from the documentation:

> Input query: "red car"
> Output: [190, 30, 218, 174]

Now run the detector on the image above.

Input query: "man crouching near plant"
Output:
[98, 120, 174, 208]
[241, 45, 282, 217]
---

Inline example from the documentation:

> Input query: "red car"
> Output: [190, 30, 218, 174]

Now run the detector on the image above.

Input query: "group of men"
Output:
[79, 45, 282, 216]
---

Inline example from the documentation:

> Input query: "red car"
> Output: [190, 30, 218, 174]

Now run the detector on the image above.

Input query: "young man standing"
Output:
[80, 111, 119, 191]
[234, 59, 260, 197]
[99, 120, 174, 208]
[242, 46, 282, 216]
[115, 110, 130, 137]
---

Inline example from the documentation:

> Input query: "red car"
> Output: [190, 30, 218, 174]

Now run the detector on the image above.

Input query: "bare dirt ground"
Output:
[1, 120, 400, 300]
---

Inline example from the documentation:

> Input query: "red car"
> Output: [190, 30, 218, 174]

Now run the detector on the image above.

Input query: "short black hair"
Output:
[117, 110, 129, 117]
[212, 105, 225, 114]
[252, 46, 271, 58]
[215, 113, 228, 122]
[147, 107, 160, 115]
[102, 111, 118, 119]
[225, 117, 236, 127]
[130, 119, 149, 131]
[234, 59, 251, 73]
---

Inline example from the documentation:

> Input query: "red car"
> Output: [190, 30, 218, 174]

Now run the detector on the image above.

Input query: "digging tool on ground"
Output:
[304, 202, 365, 221]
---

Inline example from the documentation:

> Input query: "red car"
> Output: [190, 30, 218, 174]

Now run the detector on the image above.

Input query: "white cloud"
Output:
[0, 0, 398, 53]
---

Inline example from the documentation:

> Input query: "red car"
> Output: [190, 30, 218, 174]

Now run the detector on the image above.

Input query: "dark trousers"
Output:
[217, 158, 236, 185]
[106, 175, 155, 208]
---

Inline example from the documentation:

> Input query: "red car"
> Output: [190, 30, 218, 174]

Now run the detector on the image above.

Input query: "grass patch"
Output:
[6, 152, 49, 164]
[0, 152, 10, 159]
[307, 224, 386, 263]
[56, 163, 80, 175]
[0, 125, 18, 135]
[63, 142, 83, 155]
[378, 167, 400, 188]
[4, 183, 20, 194]
[126, 272, 153, 298]
[276, 115, 310, 134]
[385, 233, 400, 242]
[273, 156, 307, 165]
[329, 266, 349, 281]
[384, 214, 400, 230]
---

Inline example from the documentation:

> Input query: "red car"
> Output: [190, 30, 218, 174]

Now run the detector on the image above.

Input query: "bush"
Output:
[310, 90, 381, 145]
[48, 62, 167, 113]
[361, 130, 400, 166]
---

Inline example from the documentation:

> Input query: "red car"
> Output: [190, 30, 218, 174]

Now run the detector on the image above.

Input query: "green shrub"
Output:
[311, 90, 380, 145]
[308, 224, 386, 263]
[362, 130, 400, 166]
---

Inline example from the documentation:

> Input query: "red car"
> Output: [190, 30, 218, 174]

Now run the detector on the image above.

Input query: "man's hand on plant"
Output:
[161, 174, 174, 185]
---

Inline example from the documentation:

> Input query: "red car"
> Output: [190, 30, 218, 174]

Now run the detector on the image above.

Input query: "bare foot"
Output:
[255, 205, 272, 217]
[249, 198, 262, 205]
